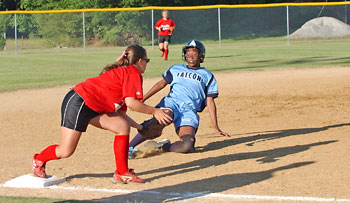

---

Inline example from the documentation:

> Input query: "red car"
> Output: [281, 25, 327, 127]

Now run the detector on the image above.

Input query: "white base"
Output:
[3, 174, 66, 188]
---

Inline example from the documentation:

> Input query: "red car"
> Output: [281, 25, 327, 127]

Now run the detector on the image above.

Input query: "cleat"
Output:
[128, 151, 135, 159]
[32, 154, 47, 178]
[128, 147, 138, 159]
[112, 169, 144, 184]
[155, 139, 171, 149]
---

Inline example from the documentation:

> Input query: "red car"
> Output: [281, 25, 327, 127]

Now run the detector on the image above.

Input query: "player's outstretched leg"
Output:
[128, 133, 145, 159]
[130, 133, 146, 148]
[162, 134, 195, 153]
[33, 127, 82, 178]
[32, 145, 59, 178]
[161, 126, 196, 153]
[129, 108, 173, 158]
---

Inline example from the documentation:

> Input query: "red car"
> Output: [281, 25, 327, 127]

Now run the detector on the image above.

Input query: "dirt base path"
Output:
[1, 67, 350, 202]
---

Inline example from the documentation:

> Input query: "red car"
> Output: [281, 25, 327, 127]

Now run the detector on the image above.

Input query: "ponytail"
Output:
[116, 51, 130, 67]
[100, 45, 146, 75]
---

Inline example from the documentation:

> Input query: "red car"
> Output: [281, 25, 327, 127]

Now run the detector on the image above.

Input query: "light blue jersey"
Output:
[156, 64, 218, 131]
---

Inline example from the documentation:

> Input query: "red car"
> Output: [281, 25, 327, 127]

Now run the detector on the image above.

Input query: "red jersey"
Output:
[74, 65, 143, 113]
[155, 18, 175, 36]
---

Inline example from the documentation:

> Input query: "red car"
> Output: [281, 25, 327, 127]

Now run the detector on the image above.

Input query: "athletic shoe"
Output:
[112, 169, 145, 184]
[128, 147, 138, 159]
[164, 57, 168, 61]
[128, 151, 135, 159]
[155, 139, 171, 149]
[160, 51, 164, 57]
[32, 154, 47, 178]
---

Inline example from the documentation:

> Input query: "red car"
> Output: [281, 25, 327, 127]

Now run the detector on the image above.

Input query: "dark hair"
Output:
[100, 44, 147, 75]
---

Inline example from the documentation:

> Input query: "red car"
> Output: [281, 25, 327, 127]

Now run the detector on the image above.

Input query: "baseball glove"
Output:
[138, 117, 165, 140]
[169, 27, 174, 32]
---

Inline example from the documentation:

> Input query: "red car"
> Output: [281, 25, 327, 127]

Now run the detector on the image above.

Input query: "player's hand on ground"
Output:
[215, 128, 230, 137]
[153, 108, 172, 125]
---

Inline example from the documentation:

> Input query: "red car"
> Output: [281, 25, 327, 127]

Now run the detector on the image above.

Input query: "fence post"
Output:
[345, 2, 348, 24]
[286, 6, 290, 45]
[151, 9, 154, 49]
[83, 12, 86, 52]
[3, 32, 6, 51]
[218, 8, 221, 47]
[15, 13, 18, 54]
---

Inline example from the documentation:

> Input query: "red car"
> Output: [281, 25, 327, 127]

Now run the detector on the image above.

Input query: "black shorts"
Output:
[158, 35, 171, 44]
[61, 90, 99, 132]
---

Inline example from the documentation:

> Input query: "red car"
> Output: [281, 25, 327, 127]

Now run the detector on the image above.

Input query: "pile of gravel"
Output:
[290, 16, 350, 38]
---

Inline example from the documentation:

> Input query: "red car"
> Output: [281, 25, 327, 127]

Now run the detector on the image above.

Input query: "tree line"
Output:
[0, 0, 347, 49]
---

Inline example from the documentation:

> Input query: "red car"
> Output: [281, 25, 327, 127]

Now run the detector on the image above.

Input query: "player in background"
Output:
[129, 40, 229, 157]
[155, 10, 175, 61]
[32, 45, 172, 184]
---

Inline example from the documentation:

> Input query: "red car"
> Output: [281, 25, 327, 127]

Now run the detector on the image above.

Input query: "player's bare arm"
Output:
[206, 96, 230, 137]
[124, 97, 172, 125]
[118, 110, 143, 130]
[143, 79, 168, 102]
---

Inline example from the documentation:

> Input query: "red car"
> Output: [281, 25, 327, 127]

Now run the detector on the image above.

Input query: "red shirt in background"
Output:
[74, 65, 143, 113]
[155, 18, 176, 36]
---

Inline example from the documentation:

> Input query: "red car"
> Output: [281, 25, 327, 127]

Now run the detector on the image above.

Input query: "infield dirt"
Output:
[1, 67, 350, 202]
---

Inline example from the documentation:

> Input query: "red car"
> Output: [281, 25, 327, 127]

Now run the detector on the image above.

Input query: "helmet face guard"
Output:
[182, 40, 206, 63]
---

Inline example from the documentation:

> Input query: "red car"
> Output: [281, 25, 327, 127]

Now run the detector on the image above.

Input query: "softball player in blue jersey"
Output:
[129, 40, 229, 155]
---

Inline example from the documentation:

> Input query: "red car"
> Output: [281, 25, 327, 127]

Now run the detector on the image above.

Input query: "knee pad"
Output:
[179, 134, 196, 153]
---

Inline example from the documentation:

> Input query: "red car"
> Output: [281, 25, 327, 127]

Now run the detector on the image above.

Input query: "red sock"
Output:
[114, 135, 129, 175]
[164, 49, 169, 60]
[35, 144, 59, 163]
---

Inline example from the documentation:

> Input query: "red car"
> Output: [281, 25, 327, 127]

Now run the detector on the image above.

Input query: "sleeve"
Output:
[206, 74, 219, 98]
[155, 19, 161, 28]
[171, 19, 176, 27]
[162, 67, 173, 84]
[122, 72, 143, 101]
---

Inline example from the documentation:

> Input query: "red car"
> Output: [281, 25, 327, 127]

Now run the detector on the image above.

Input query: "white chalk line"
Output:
[1, 184, 350, 202]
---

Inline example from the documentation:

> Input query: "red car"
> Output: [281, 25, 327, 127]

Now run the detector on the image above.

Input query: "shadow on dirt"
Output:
[201, 123, 350, 152]
[60, 139, 335, 202]
[65, 172, 114, 181]
[82, 162, 314, 203]
[57, 123, 347, 202]
[137, 140, 336, 180]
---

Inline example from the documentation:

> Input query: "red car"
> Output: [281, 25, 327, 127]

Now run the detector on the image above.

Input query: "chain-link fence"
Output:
[0, 3, 350, 54]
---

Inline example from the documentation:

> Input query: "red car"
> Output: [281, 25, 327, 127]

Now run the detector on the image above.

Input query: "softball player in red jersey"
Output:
[155, 10, 175, 61]
[32, 45, 172, 184]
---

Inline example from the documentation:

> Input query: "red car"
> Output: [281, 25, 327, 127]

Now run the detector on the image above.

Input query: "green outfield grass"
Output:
[1, 37, 350, 92]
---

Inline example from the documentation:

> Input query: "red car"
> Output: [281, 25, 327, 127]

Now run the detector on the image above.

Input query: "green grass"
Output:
[1, 37, 350, 92]
[4, 38, 51, 50]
